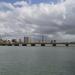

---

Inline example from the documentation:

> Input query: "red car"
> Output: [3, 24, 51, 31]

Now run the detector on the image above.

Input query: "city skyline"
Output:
[0, 0, 75, 41]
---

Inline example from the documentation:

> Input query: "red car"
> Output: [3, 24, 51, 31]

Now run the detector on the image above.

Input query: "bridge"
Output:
[0, 42, 75, 47]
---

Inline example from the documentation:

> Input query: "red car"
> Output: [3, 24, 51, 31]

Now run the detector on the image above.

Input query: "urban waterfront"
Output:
[0, 36, 75, 47]
[0, 47, 75, 75]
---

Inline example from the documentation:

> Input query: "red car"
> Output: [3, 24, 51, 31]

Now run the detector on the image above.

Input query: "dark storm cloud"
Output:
[0, 0, 75, 40]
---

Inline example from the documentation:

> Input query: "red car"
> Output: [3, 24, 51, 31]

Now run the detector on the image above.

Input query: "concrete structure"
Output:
[0, 38, 75, 47]
[19, 39, 22, 44]
[0, 42, 75, 47]
[24, 37, 29, 43]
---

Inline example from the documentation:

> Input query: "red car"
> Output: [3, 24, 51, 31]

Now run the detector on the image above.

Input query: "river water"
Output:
[0, 47, 75, 75]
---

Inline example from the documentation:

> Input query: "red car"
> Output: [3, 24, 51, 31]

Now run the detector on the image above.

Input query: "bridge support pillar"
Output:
[65, 43, 69, 46]
[7, 44, 12, 46]
[22, 44, 27, 46]
[31, 44, 35, 46]
[41, 44, 45, 46]
[14, 44, 19, 46]
[53, 43, 56, 46]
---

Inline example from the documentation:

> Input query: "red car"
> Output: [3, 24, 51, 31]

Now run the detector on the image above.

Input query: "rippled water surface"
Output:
[0, 47, 75, 75]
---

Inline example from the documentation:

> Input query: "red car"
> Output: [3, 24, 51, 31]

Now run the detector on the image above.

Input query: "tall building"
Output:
[19, 39, 22, 44]
[24, 37, 29, 43]
[54, 40, 56, 43]
[42, 35, 44, 43]
[51, 40, 53, 43]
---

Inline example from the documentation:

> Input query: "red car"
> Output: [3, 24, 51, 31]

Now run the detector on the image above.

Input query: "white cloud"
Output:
[0, 0, 75, 41]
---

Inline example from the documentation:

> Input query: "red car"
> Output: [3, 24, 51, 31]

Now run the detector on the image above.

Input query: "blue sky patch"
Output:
[0, 0, 59, 4]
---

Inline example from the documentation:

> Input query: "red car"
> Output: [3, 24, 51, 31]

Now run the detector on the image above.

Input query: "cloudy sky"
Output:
[0, 0, 75, 41]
